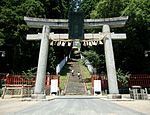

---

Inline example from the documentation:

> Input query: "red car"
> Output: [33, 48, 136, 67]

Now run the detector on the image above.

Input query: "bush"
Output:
[117, 68, 130, 87]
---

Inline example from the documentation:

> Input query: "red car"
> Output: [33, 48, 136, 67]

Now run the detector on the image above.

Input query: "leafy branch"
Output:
[22, 67, 37, 80]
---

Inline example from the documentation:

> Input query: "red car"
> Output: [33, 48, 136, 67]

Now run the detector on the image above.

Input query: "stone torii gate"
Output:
[24, 16, 128, 99]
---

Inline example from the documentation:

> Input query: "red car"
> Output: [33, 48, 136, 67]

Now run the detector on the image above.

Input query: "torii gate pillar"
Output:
[32, 25, 50, 99]
[103, 25, 119, 94]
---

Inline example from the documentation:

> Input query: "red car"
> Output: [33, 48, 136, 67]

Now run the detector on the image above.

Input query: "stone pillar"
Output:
[33, 25, 50, 99]
[103, 25, 119, 94]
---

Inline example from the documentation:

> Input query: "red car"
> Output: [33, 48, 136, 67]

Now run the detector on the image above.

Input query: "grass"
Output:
[59, 75, 68, 91]
[59, 63, 71, 91]
[78, 59, 92, 90]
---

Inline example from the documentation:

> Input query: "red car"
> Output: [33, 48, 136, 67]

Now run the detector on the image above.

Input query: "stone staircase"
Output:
[65, 59, 86, 95]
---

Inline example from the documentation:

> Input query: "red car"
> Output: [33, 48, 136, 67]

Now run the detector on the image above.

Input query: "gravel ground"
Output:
[112, 99, 150, 115]
[0, 99, 38, 114]
[107, 94, 150, 115]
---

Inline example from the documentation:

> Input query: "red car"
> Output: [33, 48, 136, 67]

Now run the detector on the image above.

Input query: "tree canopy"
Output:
[82, 0, 150, 73]
[0, 0, 150, 74]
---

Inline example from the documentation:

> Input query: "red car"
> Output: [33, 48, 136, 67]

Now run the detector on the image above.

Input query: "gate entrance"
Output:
[24, 0, 128, 99]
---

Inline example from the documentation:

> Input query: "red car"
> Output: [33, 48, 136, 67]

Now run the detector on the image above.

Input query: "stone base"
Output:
[31, 94, 46, 100]
[107, 94, 122, 99]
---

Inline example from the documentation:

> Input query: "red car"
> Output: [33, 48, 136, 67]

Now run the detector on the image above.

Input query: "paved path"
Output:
[0, 96, 145, 115]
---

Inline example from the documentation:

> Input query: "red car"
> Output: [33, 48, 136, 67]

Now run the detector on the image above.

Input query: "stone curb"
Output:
[20, 96, 55, 101]
[101, 98, 134, 101]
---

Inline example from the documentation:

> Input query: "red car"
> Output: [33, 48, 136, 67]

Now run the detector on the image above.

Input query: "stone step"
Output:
[65, 79, 85, 95]
[65, 59, 86, 95]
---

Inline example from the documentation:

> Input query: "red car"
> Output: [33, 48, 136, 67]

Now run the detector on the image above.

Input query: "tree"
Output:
[116, 68, 130, 87]
[80, 0, 98, 18]
[0, 0, 45, 73]
[47, 47, 57, 74]
[89, 0, 150, 73]
[90, 0, 125, 18]
[120, 0, 150, 73]
[82, 50, 105, 73]
[39, 0, 69, 18]
[0, 0, 149, 74]
[22, 67, 37, 80]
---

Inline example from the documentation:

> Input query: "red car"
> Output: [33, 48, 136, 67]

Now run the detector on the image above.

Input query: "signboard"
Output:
[94, 80, 101, 95]
[69, 11, 84, 39]
[50, 79, 58, 94]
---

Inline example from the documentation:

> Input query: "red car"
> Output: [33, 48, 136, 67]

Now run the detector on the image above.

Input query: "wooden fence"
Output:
[0, 74, 59, 87]
[91, 74, 150, 90]
[128, 74, 150, 88]
[0, 74, 59, 98]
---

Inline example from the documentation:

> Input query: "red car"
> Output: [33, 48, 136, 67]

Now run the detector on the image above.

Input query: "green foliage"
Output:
[89, 0, 150, 73]
[120, 0, 150, 73]
[21, 0, 45, 17]
[22, 67, 36, 80]
[116, 68, 130, 87]
[0, 40, 4, 46]
[82, 50, 100, 67]
[122, 0, 150, 24]
[90, 0, 125, 18]
[82, 50, 105, 73]
[78, 59, 91, 90]
[81, 0, 97, 18]
[0, 0, 150, 74]
[39, 0, 69, 18]
[0, 0, 69, 74]
[0, 0, 46, 73]
[47, 47, 57, 73]
[59, 63, 70, 90]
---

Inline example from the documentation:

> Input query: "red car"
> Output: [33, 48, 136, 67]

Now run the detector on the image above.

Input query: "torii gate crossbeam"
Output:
[24, 16, 128, 29]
